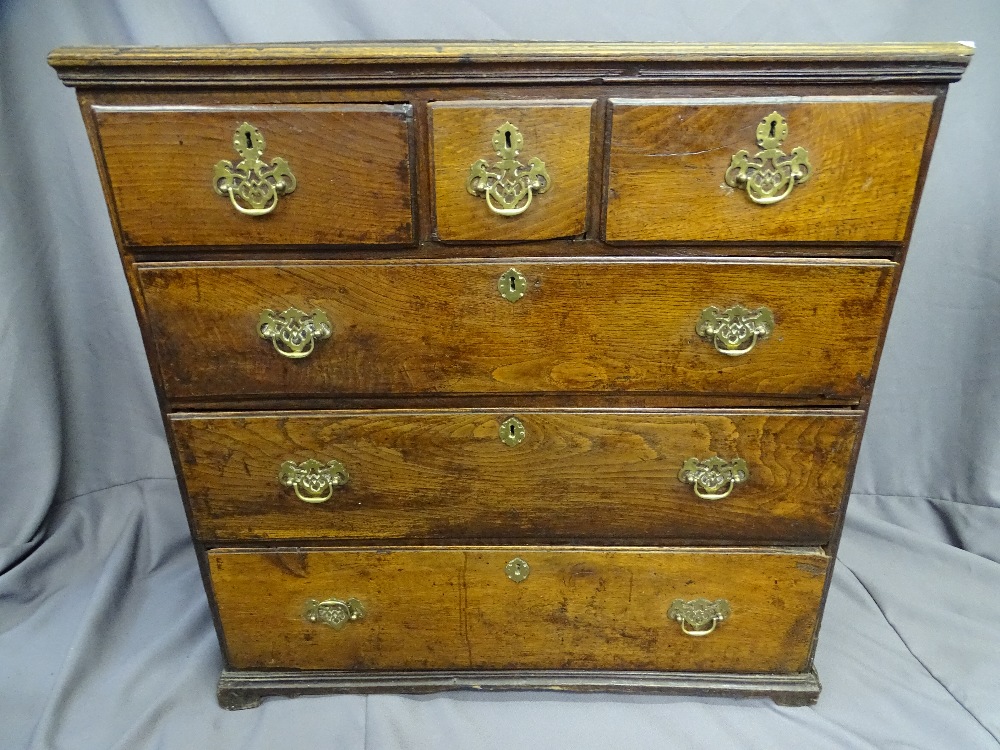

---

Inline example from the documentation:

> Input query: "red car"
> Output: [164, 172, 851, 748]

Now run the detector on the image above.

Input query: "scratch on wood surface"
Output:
[644, 145, 728, 158]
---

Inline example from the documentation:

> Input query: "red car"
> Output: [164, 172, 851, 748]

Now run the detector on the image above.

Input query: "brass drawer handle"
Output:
[467, 122, 550, 216]
[668, 598, 731, 637]
[305, 598, 365, 629]
[259, 307, 332, 359]
[213, 122, 296, 216]
[278, 459, 350, 503]
[678, 456, 749, 501]
[696, 304, 773, 356]
[725, 111, 811, 205]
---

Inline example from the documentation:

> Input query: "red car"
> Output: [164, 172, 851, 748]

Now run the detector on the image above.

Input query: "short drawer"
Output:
[138, 258, 893, 401]
[175, 409, 858, 544]
[209, 546, 827, 672]
[92, 104, 415, 247]
[430, 100, 594, 241]
[606, 96, 935, 243]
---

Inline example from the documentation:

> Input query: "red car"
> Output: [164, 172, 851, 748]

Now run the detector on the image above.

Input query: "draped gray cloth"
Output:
[1, 1, 998, 747]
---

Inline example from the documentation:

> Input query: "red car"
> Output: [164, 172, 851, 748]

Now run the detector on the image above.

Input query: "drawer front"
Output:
[93, 104, 415, 247]
[176, 410, 858, 544]
[606, 97, 934, 243]
[138, 259, 894, 401]
[210, 547, 827, 672]
[430, 100, 594, 241]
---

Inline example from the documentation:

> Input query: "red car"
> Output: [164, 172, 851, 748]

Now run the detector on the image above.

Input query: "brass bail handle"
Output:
[668, 598, 731, 637]
[278, 459, 350, 503]
[678, 456, 749, 501]
[305, 598, 365, 629]
[213, 122, 296, 216]
[725, 111, 811, 205]
[468, 122, 550, 217]
[258, 307, 332, 359]
[696, 305, 774, 357]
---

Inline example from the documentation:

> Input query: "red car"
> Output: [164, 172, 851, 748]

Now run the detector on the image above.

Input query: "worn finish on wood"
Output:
[430, 101, 594, 241]
[209, 546, 828, 672]
[138, 259, 894, 401]
[606, 97, 935, 243]
[216, 668, 821, 709]
[48, 42, 973, 88]
[93, 104, 414, 247]
[174, 409, 858, 544]
[50, 42, 970, 706]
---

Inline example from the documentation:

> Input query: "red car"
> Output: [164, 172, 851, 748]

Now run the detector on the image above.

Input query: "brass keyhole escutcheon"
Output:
[724, 111, 811, 205]
[499, 417, 526, 447]
[498, 268, 527, 303]
[213, 122, 296, 216]
[505, 557, 531, 583]
[467, 122, 550, 216]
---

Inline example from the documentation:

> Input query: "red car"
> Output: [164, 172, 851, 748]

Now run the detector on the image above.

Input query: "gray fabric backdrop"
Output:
[1, 1, 998, 748]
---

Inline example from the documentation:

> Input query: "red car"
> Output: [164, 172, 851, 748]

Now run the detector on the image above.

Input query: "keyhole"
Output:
[509, 423, 517, 437]
[768, 120, 777, 138]
[505, 130, 512, 149]
[245, 131, 254, 149]
[509, 274, 517, 292]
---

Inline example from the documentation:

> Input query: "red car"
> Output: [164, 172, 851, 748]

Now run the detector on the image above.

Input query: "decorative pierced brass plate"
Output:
[498, 268, 528, 302]
[678, 456, 749, 501]
[258, 307, 332, 359]
[499, 417, 526, 447]
[725, 111, 811, 205]
[668, 598, 731, 637]
[278, 459, 350, 503]
[468, 122, 550, 216]
[305, 598, 366, 630]
[213, 122, 296, 215]
[505, 557, 531, 582]
[696, 305, 774, 356]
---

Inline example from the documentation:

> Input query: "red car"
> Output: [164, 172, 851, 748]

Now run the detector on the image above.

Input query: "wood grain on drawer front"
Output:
[606, 97, 935, 243]
[210, 547, 827, 672]
[430, 101, 594, 241]
[92, 105, 414, 247]
[175, 410, 858, 544]
[138, 259, 894, 401]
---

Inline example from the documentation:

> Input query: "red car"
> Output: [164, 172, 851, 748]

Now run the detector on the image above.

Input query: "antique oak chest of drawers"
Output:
[49, 42, 971, 708]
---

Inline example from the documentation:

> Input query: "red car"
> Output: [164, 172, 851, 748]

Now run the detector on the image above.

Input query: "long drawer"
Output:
[138, 258, 894, 402]
[175, 409, 858, 544]
[209, 546, 828, 672]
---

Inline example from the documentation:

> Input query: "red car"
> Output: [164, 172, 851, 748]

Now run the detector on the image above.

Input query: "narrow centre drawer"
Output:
[430, 100, 595, 241]
[138, 258, 894, 401]
[209, 546, 828, 673]
[175, 409, 858, 544]
[92, 104, 415, 248]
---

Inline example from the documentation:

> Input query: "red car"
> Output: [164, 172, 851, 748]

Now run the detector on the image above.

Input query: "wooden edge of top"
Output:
[48, 41, 975, 66]
[48, 41, 974, 87]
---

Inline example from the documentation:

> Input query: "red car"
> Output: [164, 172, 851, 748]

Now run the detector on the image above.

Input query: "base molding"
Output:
[217, 668, 820, 709]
